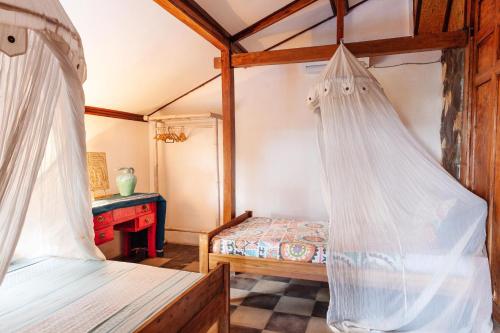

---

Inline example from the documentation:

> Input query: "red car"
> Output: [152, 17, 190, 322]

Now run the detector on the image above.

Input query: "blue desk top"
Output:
[92, 193, 165, 215]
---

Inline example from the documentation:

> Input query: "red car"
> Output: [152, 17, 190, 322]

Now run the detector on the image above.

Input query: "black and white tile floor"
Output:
[124, 244, 330, 333]
[229, 273, 330, 333]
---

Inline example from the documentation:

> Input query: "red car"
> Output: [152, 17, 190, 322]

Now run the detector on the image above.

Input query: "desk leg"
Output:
[147, 224, 157, 258]
[122, 232, 131, 257]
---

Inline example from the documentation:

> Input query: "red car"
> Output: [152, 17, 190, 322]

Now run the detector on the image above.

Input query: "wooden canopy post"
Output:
[336, 0, 345, 42]
[221, 50, 235, 223]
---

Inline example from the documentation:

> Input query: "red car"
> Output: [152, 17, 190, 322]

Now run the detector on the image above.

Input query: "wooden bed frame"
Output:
[199, 211, 327, 282]
[136, 262, 230, 333]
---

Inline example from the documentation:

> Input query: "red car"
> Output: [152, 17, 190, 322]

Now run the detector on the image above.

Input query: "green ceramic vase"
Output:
[116, 167, 137, 196]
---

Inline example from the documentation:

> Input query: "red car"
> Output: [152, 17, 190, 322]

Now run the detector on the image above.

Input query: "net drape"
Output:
[0, 1, 103, 285]
[308, 45, 492, 332]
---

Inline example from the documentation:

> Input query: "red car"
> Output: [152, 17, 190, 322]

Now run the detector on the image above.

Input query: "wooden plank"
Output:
[418, 0, 449, 33]
[200, 211, 253, 273]
[136, 263, 229, 333]
[209, 253, 328, 282]
[336, 0, 345, 42]
[214, 31, 468, 68]
[153, 0, 246, 52]
[447, 0, 466, 32]
[221, 50, 236, 223]
[84, 106, 146, 122]
[232, 0, 318, 42]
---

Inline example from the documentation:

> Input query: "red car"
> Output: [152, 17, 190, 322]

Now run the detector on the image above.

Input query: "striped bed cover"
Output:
[0, 257, 201, 333]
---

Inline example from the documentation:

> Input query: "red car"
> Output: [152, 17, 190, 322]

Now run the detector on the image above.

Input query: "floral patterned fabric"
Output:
[211, 217, 328, 264]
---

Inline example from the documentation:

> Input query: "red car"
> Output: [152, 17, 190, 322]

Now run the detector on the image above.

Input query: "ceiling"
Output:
[59, 0, 408, 115]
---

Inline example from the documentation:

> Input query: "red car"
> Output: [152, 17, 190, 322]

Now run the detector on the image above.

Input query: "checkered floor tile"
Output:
[230, 274, 331, 333]
[123, 244, 331, 333]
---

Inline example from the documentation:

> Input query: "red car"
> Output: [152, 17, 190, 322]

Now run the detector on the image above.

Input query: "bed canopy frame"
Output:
[149, 0, 500, 321]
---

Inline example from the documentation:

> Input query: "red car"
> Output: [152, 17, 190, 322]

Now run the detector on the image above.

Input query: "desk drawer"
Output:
[93, 212, 113, 229]
[94, 227, 114, 245]
[137, 213, 155, 230]
[113, 206, 136, 222]
[135, 203, 154, 215]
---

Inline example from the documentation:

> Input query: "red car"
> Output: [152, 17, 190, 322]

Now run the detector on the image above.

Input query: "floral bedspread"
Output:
[211, 217, 328, 264]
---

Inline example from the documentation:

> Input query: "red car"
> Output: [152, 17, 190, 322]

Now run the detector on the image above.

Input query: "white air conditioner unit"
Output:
[305, 57, 370, 74]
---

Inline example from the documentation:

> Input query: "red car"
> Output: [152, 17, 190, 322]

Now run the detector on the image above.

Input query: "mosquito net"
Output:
[0, 0, 104, 285]
[307, 44, 492, 332]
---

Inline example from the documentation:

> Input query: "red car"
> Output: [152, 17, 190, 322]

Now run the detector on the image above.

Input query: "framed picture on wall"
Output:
[87, 152, 109, 199]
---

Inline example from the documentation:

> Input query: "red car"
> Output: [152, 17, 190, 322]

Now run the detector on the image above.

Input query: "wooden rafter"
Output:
[85, 106, 146, 122]
[149, 0, 371, 118]
[214, 31, 467, 68]
[232, 0, 318, 42]
[154, 0, 246, 52]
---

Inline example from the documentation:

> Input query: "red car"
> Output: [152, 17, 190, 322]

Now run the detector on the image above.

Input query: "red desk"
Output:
[93, 201, 157, 258]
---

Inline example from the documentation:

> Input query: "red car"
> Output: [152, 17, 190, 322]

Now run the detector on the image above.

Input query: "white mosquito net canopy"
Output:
[308, 45, 492, 332]
[0, 0, 104, 285]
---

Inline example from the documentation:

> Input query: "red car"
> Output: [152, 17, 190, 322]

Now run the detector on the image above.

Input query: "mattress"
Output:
[0, 257, 202, 333]
[211, 217, 328, 263]
[210, 217, 480, 277]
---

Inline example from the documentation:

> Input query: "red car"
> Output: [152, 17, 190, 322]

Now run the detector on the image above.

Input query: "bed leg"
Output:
[218, 263, 230, 333]
[199, 233, 209, 273]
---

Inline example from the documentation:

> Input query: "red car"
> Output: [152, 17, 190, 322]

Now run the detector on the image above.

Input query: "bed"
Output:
[0, 257, 229, 333]
[199, 212, 485, 291]
[199, 211, 328, 281]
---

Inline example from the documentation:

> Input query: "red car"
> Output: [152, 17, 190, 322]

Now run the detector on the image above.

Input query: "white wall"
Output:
[85, 115, 150, 257]
[154, 0, 444, 245]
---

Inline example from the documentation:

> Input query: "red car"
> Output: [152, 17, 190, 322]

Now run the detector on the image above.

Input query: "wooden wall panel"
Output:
[477, 34, 495, 73]
[471, 80, 494, 198]
[478, 0, 494, 34]
[418, 0, 449, 33]
[448, 0, 466, 31]
[465, 0, 500, 320]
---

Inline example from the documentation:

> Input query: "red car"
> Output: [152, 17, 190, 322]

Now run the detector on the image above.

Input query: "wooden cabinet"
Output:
[93, 202, 157, 258]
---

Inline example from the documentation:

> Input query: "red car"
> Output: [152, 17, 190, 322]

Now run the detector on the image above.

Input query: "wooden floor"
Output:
[121, 243, 331, 333]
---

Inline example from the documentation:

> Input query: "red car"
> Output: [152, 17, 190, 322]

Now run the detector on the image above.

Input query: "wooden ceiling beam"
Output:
[154, 0, 246, 52]
[232, 0, 318, 42]
[85, 106, 146, 122]
[214, 31, 467, 68]
[417, 0, 449, 34]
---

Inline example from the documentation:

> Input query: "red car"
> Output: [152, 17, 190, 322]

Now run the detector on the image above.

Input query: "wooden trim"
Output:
[232, 0, 318, 42]
[199, 211, 252, 273]
[221, 50, 236, 223]
[153, 0, 245, 52]
[136, 263, 229, 332]
[208, 211, 253, 239]
[149, 75, 221, 116]
[209, 253, 328, 282]
[84, 106, 146, 122]
[214, 31, 468, 68]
